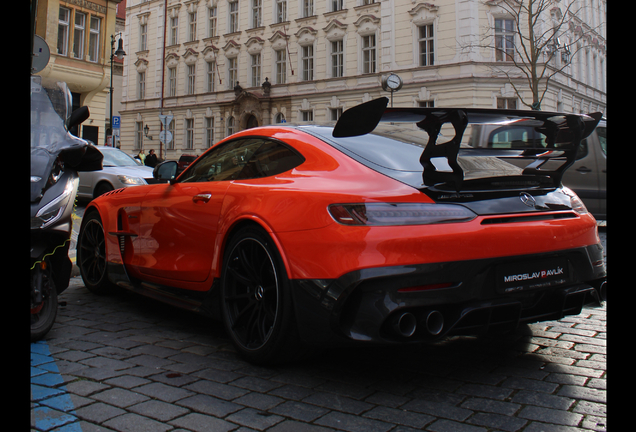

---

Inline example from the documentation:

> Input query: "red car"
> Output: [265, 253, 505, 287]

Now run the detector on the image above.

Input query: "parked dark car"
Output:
[177, 154, 197, 174]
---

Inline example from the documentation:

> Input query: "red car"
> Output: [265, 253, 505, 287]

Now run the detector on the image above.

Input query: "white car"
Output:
[78, 146, 156, 200]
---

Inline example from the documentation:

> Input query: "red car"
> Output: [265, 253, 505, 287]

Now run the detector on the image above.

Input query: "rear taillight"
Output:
[328, 203, 477, 226]
[562, 187, 589, 215]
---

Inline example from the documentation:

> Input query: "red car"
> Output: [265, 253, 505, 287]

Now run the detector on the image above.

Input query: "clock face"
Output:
[387, 75, 401, 88]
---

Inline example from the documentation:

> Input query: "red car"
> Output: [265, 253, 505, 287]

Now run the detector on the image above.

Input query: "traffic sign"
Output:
[112, 116, 121, 129]
[159, 114, 174, 127]
[159, 130, 173, 144]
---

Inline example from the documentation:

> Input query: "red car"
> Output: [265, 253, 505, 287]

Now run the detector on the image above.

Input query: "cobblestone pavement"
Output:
[31, 230, 607, 432]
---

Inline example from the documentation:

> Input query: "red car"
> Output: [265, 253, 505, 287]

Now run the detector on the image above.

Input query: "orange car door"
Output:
[137, 181, 229, 283]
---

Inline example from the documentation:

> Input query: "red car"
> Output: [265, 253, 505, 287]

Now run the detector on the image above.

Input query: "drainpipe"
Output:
[159, 0, 167, 160]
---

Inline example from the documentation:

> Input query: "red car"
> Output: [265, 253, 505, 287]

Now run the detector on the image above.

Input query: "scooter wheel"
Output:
[31, 265, 58, 342]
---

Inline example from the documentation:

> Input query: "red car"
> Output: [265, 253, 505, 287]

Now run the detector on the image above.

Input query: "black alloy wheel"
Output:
[221, 226, 299, 365]
[77, 212, 111, 294]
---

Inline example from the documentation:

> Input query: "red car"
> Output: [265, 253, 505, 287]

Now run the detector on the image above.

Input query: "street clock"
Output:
[382, 73, 403, 92]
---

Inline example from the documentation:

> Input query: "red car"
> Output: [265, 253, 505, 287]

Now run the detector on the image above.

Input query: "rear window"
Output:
[302, 124, 524, 190]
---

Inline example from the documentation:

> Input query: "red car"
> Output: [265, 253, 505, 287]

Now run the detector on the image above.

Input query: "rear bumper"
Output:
[290, 244, 606, 346]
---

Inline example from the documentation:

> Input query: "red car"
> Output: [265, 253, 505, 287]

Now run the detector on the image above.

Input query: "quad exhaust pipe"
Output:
[392, 310, 444, 338]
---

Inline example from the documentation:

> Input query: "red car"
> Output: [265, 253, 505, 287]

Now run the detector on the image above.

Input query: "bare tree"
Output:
[476, 0, 595, 110]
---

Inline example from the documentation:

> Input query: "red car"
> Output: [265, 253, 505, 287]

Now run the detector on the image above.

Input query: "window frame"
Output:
[331, 39, 344, 78]
[361, 34, 376, 74]
[88, 16, 101, 62]
[58, 7, 71, 56]
[494, 18, 515, 62]
[418, 23, 434, 66]
[251, 53, 262, 87]
[229, 0, 239, 33]
[275, 49, 287, 84]
[188, 10, 198, 42]
[301, 44, 314, 81]
[73, 11, 86, 60]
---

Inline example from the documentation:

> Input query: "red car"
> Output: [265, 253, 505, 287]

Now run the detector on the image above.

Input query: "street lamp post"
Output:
[109, 33, 126, 146]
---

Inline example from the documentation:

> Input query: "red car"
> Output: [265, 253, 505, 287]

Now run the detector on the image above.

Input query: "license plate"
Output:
[496, 257, 569, 294]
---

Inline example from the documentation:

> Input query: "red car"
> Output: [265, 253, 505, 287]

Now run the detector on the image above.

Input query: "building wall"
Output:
[119, 0, 606, 161]
[35, 0, 124, 146]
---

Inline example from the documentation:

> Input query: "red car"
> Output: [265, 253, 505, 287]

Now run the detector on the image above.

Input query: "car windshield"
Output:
[100, 148, 141, 167]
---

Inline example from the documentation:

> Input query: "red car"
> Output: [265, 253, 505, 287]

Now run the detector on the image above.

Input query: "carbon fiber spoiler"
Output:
[333, 97, 602, 191]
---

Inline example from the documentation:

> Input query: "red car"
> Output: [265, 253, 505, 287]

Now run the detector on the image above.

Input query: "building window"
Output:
[331, 40, 344, 78]
[208, 6, 217, 37]
[331, 0, 344, 12]
[276, 0, 287, 23]
[228, 58, 238, 89]
[138, 72, 145, 99]
[88, 16, 101, 62]
[166, 118, 175, 150]
[73, 11, 86, 59]
[301, 110, 313, 122]
[302, 0, 314, 17]
[206, 117, 215, 147]
[207, 61, 216, 92]
[188, 11, 197, 42]
[229, 0, 239, 33]
[418, 24, 434, 66]
[302, 45, 314, 81]
[251, 53, 261, 87]
[330, 107, 343, 121]
[170, 15, 179, 45]
[185, 118, 194, 149]
[187, 64, 196, 95]
[227, 116, 235, 137]
[168, 67, 177, 97]
[58, 7, 70, 56]
[135, 122, 143, 150]
[497, 98, 517, 109]
[139, 21, 147, 51]
[495, 18, 515, 61]
[252, 0, 262, 28]
[419, 100, 435, 107]
[275, 50, 286, 84]
[362, 34, 376, 74]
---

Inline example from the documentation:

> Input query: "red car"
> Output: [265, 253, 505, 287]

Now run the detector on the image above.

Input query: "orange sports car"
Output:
[77, 98, 606, 365]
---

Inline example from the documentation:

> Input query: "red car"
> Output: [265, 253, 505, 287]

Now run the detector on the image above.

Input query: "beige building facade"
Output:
[34, 0, 125, 146]
[118, 0, 606, 161]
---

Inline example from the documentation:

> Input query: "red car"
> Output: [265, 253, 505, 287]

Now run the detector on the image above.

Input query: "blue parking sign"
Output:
[112, 116, 121, 129]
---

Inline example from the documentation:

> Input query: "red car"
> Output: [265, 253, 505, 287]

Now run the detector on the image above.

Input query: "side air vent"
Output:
[481, 212, 577, 225]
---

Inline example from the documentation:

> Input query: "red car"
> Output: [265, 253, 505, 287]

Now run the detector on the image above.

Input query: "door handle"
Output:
[576, 166, 592, 173]
[193, 193, 212, 203]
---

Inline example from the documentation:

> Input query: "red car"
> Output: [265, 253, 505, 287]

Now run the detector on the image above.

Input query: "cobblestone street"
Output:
[31, 278, 606, 431]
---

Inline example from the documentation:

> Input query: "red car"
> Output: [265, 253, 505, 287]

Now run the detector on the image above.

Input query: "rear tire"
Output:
[220, 226, 302, 365]
[77, 212, 113, 294]
[30, 263, 58, 342]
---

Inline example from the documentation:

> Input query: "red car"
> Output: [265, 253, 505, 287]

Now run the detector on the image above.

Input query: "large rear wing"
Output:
[333, 97, 602, 191]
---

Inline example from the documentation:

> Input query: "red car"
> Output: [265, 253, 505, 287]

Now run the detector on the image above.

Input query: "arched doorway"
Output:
[246, 114, 258, 129]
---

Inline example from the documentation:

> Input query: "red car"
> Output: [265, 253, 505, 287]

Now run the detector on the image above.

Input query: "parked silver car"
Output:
[77, 146, 156, 200]
[467, 118, 606, 219]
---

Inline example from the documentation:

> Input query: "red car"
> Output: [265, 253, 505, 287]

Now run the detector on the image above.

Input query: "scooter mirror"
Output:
[68, 106, 89, 130]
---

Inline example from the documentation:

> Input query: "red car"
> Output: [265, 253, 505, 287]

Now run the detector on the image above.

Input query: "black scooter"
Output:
[30, 76, 103, 341]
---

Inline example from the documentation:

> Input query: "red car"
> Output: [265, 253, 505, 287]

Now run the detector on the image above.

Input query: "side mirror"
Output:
[68, 106, 90, 129]
[153, 160, 178, 183]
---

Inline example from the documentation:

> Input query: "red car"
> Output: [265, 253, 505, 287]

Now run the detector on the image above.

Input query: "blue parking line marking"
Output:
[31, 341, 82, 432]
